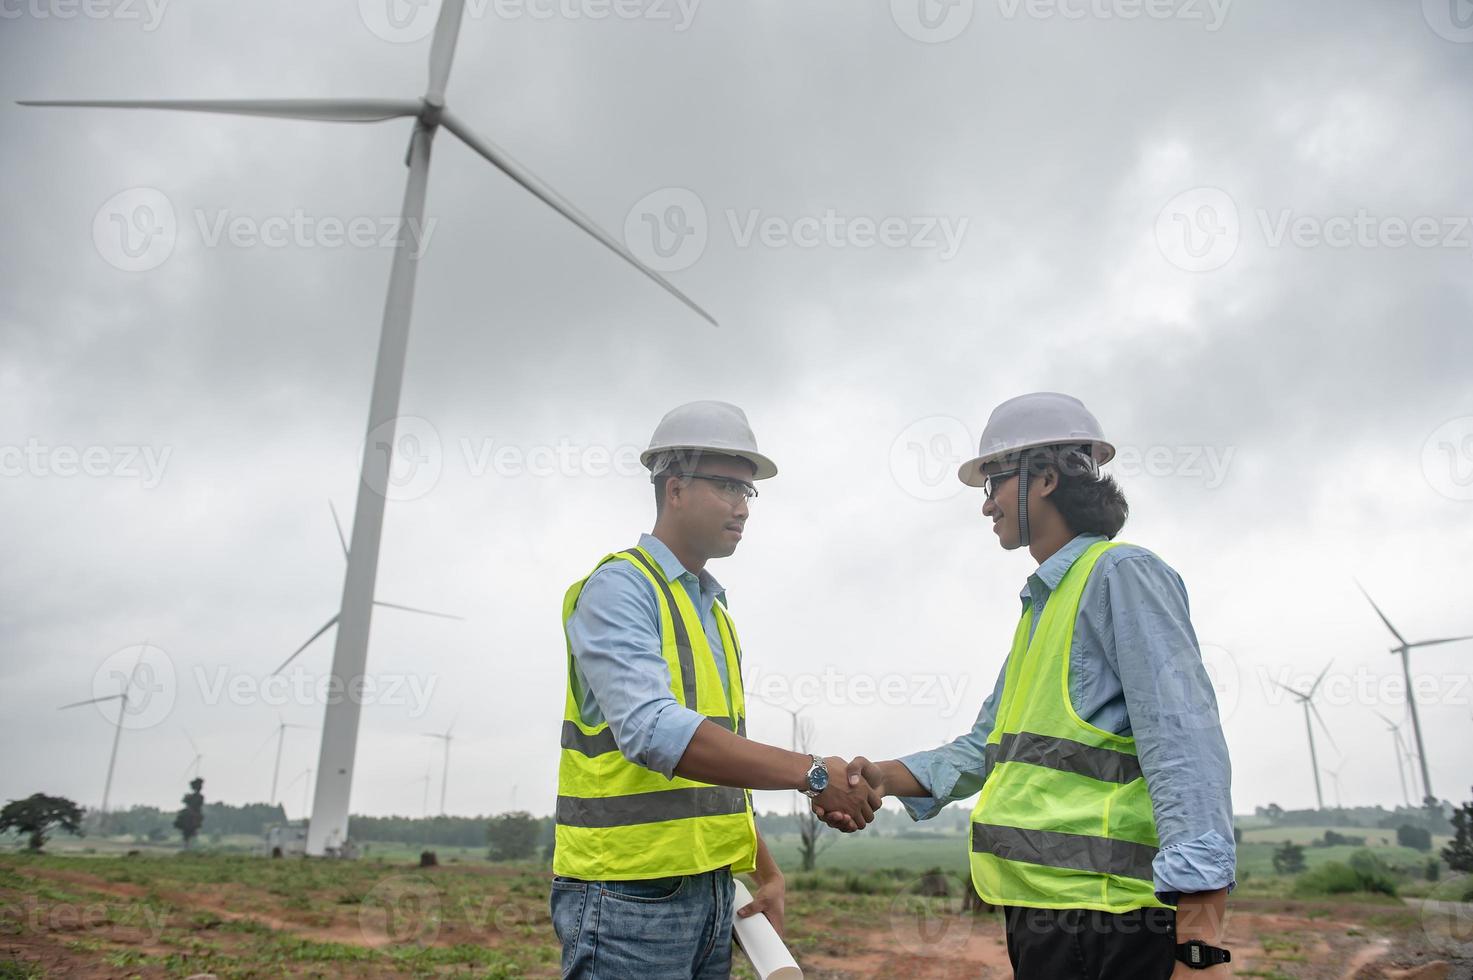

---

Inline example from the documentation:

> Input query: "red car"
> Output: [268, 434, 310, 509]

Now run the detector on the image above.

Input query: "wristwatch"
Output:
[802, 755, 829, 799]
[1175, 939, 1231, 969]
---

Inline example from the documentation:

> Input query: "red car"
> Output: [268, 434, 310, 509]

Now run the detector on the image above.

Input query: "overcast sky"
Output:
[3, 0, 1471, 828]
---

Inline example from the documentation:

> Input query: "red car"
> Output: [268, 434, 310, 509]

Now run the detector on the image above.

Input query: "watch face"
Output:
[809, 764, 829, 793]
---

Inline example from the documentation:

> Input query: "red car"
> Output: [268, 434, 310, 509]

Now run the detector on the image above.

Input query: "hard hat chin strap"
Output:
[1016, 449, 1032, 547]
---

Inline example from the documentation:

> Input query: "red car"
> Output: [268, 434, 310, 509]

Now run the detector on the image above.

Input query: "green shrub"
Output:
[1293, 851, 1397, 897]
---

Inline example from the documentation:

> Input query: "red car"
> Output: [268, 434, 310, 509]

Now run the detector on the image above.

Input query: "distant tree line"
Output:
[1251, 802, 1452, 835]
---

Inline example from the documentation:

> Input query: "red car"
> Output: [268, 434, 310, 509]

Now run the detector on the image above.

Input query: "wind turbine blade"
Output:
[184, 728, 200, 753]
[439, 111, 719, 327]
[1372, 710, 1398, 729]
[1407, 635, 1473, 649]
[427, 0, 467, 105]
[329, 501, 348, 560]
[1353, 579, 1408, 646]
[272, 613, 341, 675]
[1309, 703, 1339, 753]
[1268, 679, 1306, 699]
[58, 693, 124, 710]
[18, 98, 422, 123]
[251, 730, 277, 759]
[372, 600, 464, 621]
[1309, 661, 1333, 697]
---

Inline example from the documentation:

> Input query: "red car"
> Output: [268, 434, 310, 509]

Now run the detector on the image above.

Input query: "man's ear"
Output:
[1034, 465, 1060, 499]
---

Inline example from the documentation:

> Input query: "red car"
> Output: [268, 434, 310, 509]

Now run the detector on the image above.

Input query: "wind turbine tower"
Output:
[24, 0, 714, 854]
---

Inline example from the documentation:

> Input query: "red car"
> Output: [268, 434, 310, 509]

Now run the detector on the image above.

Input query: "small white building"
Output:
[262, 821, 308, 857]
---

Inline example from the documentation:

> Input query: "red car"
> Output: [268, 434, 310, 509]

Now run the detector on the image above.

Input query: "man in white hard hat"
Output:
[818, 393, 1235, 978]
[551, 400, 884, 979]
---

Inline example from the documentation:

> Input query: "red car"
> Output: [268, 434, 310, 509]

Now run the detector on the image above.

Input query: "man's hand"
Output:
[736, 874, 786, 938]
[812, 756, 883, 832]
[813, 756, 885, 832]
[813, 751, 877, 831]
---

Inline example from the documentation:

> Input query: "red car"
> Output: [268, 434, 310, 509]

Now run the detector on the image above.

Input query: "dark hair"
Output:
[1048, 466, 1129, 538]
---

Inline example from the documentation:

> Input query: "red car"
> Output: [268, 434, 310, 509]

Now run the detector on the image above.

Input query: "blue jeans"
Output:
[550, 868, 735, 979]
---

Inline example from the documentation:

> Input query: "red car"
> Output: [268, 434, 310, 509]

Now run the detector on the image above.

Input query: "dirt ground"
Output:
[3, 858, 1470, 978]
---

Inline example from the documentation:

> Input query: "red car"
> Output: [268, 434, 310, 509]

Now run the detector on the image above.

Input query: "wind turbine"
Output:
[747, 692, 808, 814]
[423, 717, 456, 816]
[417, 766, 433, 819]
[285, 767, 314, 820]
[267, 500, 463, 677]
[1355, 580, 1473, 806]
[57, 642, 150, 821]
[181, 728, 204, 781]
[1321, 761, 1344, 810]
[23, 0, 716, 857]
[1269, 661, 1337, 811]
[253, 713, 316, 807]
[1372, 711, 1414, 808]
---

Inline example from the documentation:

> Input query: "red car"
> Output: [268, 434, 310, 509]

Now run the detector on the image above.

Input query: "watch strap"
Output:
[1175, 939, 1230, 969]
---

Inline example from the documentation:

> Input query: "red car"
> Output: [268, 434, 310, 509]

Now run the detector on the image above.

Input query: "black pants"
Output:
[1004, 905, 1176, 980]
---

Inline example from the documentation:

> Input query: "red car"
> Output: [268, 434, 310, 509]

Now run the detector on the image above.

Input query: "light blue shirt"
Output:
[897, 533, 1236, 903]
[564, 533, 731, 779]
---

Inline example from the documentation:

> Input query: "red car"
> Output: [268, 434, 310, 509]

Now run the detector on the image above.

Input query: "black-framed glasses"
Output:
[682, 473, 759, 501]
[983, 470, 1019, 501]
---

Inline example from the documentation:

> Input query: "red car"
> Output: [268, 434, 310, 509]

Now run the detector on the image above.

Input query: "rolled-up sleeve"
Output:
[894, 662, 1007, 821]
[565, 564, 705, 779]
[1098, 553, 1236, 903]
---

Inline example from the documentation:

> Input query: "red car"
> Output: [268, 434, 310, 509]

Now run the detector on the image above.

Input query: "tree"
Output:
[174, 778, 205, 847]
[794, 718, 838, 872]
[0, 794, 85, 852]
[486, 811, 539, 861]
[1442, 786, 1473, 874]
[1272, 840, 1306, 875]
[1397, 824, 1433, 852]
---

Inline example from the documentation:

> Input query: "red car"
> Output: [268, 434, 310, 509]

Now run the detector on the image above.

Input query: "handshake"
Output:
[809, 756, 887, 833]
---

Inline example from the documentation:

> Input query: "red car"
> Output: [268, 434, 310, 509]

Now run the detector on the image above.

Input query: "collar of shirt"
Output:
[1018, 532, 1107, 609]
[637, 532, 727, 608]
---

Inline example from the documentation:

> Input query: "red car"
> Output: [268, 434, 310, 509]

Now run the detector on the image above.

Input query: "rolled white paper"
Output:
[732, 879, 803, 980]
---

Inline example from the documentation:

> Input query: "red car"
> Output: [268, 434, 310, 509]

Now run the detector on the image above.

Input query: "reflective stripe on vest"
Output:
[983, 731, 1144, 785]
[971, 822, 1159, 882]
[557, 785, 749, 829]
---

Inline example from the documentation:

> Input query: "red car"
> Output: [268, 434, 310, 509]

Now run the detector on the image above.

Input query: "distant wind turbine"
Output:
[253, 713, 317, 807]
[1321, 761, 1345, 809]
[423, 716, 457, 816]
[285, 767, 314, 820]
[22, 0, 715, 856]
[1270, 661, 1337, 811]
[57, 642, 150, 818]
[1372, 711, 1414, 808]
[417, 767, 433, 820]
[1355, 579, 1473, 805]
[268, 500, 464, 677]
[181, 728, 204, 781]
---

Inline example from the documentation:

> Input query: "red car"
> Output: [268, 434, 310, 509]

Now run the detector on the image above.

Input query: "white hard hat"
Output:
[957, 392, 1115, 488]
[640, 400, 778, 480]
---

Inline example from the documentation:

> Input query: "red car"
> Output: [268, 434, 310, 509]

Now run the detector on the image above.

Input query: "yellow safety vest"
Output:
[970, 540, 1171, 912]
[554, 545, 757, 880]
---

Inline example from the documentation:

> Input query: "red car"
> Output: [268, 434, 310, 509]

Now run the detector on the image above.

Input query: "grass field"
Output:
[3, 827, 1469, 977]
